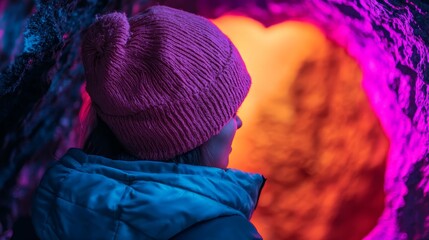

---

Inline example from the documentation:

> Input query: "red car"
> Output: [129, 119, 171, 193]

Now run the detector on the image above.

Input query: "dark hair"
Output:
[83, 117, 204, 165]
[83, 119, 130, 159]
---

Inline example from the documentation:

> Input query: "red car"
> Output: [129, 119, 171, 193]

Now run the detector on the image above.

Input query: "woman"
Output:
[32, 5, 265, 240]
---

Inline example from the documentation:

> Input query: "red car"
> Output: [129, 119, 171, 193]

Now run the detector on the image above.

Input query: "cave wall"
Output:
[211, 17, 388, 239]
[173, 1, 429, 239]
[0, 0, 428, 239]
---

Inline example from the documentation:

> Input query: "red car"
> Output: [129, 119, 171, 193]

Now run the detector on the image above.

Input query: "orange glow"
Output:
[213, 16, 388, 240]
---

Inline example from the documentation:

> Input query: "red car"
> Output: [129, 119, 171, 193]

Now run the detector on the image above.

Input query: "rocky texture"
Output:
[0, 0, 428, 239]
[174, 1, 429, 239]
[0, 1, 147, 238]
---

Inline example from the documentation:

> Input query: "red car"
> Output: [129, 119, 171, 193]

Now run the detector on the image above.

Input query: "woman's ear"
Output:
[235, 115, 242, 129]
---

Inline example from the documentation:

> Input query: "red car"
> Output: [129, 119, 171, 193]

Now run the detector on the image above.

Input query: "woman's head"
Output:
[81, 6, 251, 167]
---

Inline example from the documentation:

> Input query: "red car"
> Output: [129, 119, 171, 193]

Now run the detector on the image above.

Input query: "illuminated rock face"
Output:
[212, 17, 387, 240]
[182, 1, 429, 239]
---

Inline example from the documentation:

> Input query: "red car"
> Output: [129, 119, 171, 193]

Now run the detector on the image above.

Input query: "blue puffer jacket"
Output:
[32, 148, 265, 239]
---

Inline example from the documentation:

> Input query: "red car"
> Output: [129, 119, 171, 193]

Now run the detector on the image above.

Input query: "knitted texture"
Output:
[81, 6, 251, 160]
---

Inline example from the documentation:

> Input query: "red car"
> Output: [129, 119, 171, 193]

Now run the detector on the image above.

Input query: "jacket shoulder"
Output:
[172, 215, 263, 240]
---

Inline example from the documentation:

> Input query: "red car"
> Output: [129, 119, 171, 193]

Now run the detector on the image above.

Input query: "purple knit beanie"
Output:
[81, 6, 251, 160]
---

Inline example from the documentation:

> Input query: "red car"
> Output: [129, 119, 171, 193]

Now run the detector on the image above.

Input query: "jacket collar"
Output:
[60, 148, 266, 238]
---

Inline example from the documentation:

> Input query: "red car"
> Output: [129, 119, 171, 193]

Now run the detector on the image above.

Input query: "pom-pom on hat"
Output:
[81, 6, 251, 160]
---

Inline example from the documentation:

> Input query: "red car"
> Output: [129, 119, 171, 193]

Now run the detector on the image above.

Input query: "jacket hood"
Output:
[32, 148, 265, 240]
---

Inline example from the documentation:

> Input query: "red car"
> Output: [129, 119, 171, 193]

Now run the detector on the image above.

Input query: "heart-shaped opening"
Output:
[213, 15, 389, 240]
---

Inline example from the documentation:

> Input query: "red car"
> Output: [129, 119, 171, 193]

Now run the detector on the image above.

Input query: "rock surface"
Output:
[181, 1, 429, 239]
[213, 16, 387, 240]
